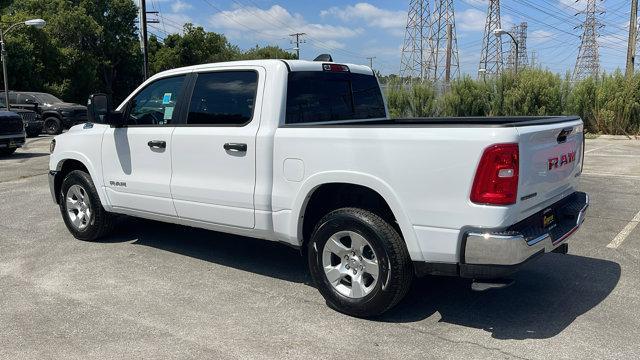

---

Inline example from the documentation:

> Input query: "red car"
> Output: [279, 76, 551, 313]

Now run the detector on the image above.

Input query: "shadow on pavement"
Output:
[382, 254, 620, 340]
[0, 152, 49, 160]
[104, 217, 620, 340]
[106, 217, 310, 284]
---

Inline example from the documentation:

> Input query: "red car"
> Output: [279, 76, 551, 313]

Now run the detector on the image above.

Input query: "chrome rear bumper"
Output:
[461, 192, 588, 278]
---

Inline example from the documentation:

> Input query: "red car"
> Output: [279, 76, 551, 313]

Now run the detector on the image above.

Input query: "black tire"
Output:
[308, 208, 413, 318]
[0, 148, 17, 156]
[59, 170, 114, 241]
[26, 129, 40, 138]
[44, 117, 62, 135]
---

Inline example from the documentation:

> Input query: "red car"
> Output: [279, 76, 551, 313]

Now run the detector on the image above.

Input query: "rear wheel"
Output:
[59, 170, 114, 241]
[0, 148, 17, 156]
[44, 117, 62, 135]
[308, 208, 413, 318]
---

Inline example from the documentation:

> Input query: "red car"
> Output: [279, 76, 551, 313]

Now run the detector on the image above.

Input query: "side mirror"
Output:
[87, 93, 124, 127]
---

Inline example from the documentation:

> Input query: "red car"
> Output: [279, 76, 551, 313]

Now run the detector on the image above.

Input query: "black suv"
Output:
[0, 111, 26, 156]
[0, 99, 42, 137]
[1, 91, 87, 135]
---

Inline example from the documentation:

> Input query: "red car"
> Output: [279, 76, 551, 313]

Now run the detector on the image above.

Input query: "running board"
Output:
[471, 279, 515, 292]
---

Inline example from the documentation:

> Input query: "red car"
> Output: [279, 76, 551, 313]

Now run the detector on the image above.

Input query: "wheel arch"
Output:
[291, 172, 423, 261]
[53, 155, 108, 208]
[42, 111, 61, 120]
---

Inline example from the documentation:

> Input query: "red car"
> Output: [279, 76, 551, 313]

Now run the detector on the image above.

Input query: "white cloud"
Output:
[320, 3, 406, 31]
[530, 30, 556, 44]
[171, 0, 192, 13]
[457, 9, 487, 31]
[209, 5, 363, 45]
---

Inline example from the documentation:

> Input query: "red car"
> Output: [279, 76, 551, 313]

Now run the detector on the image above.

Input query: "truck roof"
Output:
[149, 59, 374, 82]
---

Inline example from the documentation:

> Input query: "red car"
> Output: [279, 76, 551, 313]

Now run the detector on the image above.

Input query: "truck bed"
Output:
[282, 116, 581, 128]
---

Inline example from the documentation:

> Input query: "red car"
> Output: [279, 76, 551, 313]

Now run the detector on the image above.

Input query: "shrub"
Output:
[383, 69, 640, 135]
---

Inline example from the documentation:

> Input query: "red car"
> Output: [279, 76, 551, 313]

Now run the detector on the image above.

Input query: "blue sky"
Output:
[144, 0, 636, 76]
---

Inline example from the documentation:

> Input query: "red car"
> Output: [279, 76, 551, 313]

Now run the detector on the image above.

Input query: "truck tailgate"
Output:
[516, 119, 583, 216]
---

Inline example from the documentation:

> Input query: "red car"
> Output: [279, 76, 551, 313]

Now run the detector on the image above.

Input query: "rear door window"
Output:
[285, 71, 385, 124]
[17, 94, 37, 104]
[186, 71, 258, 126]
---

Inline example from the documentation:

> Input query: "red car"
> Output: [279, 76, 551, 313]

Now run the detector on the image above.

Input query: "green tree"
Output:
[240, 45, 297, 60]
[149, 24, 241, 74]
[2, 0, 142, 103]
[148, 25, 296, 75]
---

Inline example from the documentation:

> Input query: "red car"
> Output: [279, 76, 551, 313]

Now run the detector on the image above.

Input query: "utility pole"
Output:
[444, 23, 453, 83]
[426, 0, 459, 85]
[400, 0, 431, 84]
[366, 56, 376, 70]
[479, 0, 503, 78]
[574, 0, 603, 81]
[626, 0, 638, 77]
[140, 0, 149, 80]
[289, 33, 306, 59]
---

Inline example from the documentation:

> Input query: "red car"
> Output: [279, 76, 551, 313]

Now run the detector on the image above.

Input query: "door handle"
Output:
[223, 143, 247, 152]
[147, 140, 166, 149]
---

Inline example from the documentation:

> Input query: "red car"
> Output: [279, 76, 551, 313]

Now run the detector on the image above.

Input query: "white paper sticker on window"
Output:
[164, 106, 174, 120]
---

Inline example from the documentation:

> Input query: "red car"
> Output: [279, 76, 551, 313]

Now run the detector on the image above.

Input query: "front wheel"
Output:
[44, 117, 62, 135]
[59, 170, 114, 241]
[26, 128, 40, 138]
[308, 208, 413, 318]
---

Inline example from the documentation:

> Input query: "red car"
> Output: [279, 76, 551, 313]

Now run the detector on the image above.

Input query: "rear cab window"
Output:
[285, 68, 386, 124]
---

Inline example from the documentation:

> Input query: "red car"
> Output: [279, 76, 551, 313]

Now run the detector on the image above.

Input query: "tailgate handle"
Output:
[557, 128, 573, 143]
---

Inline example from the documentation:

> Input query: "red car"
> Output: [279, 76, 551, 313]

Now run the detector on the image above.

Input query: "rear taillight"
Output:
[471, 143, 519, 206]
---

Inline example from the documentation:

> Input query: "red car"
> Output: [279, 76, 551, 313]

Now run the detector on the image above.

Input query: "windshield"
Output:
[34, 93, 63, 104]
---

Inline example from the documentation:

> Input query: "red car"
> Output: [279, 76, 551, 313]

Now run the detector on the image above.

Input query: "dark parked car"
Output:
[0, 111, 26, 156]
[0, 91, 87, 135]
[0, 99, 42, 137]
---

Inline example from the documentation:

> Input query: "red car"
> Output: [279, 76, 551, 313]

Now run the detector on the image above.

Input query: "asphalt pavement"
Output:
[0, 134, 638, 359]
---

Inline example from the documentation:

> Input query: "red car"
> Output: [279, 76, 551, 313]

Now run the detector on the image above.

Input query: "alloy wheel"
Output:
[322, 230, 380, 299]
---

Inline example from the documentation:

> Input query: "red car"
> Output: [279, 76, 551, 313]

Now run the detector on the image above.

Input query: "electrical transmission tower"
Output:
[479, 0, 503, 78]
[574, 0, 603, 81]
[507, 22, 529, 71]
[400, 0, 431, 84]
[426, 0, 460, 84]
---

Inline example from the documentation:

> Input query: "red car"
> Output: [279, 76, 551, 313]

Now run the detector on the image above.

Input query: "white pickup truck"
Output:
[49, 58, 588, 317]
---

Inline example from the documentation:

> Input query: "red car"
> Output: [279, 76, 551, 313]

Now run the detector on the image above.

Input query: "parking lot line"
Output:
[583, 172, 640, 180]
[607, 210, 640, 249]
[585, 143, 615, 154]
[588, 154, 640, 158]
